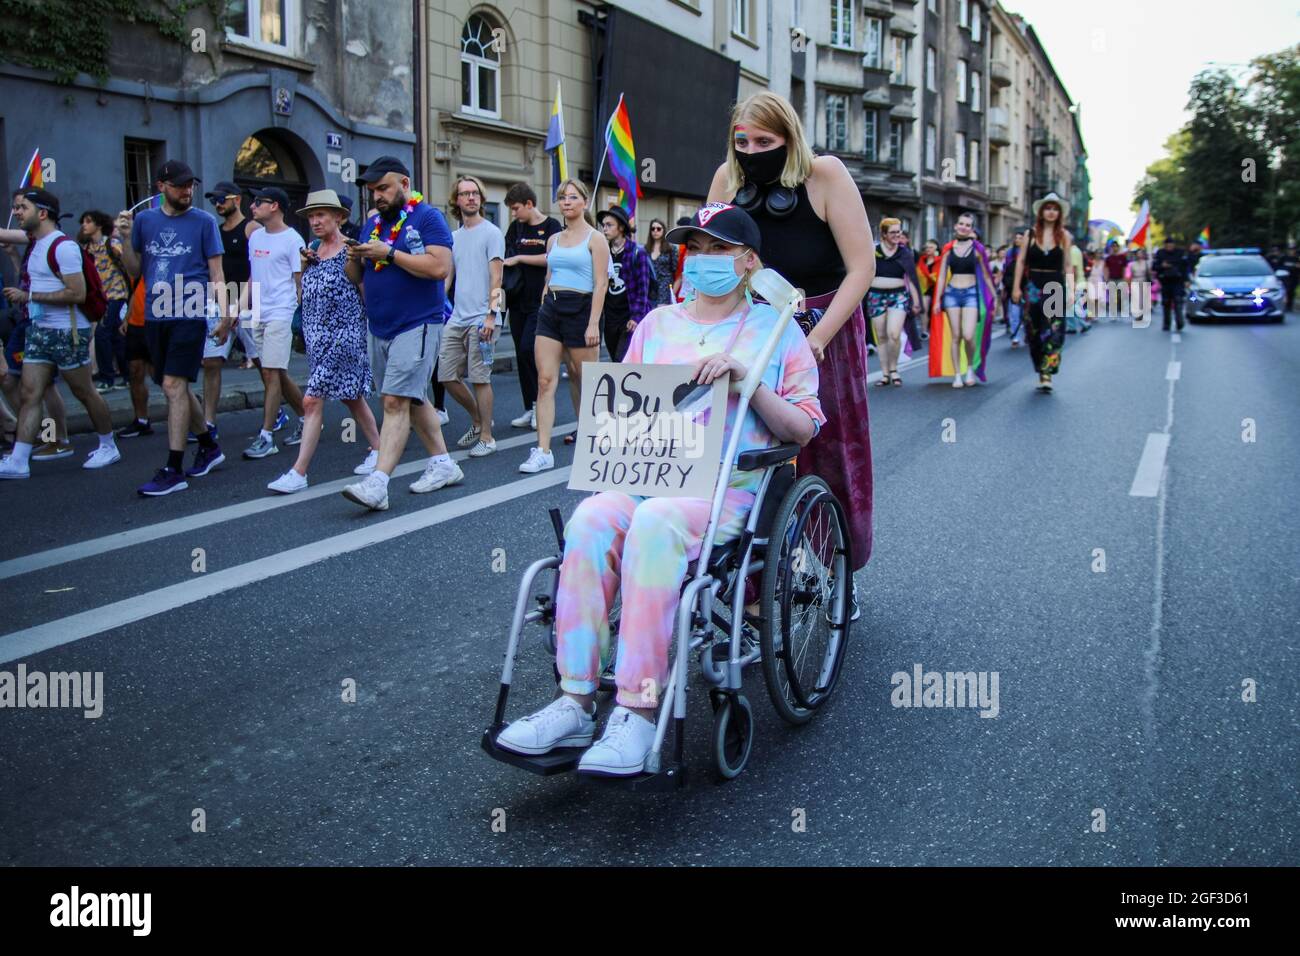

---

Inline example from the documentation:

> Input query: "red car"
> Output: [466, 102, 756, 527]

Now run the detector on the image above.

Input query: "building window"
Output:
[124, 138, 162, 210]
[956, 59, 968, 102]
[970, 139, 980, 182]
[926, 47, 936, 91]
[863, 17, 884, 68]
[222, 0, 297, 53]
[955, 132, 967, 177]
[971, 72, 982, 112]
[971, 4, 982, 42]
[460, 14, 502, 119]
[925, 124, 936, 171]
[865, 110, 878, 161]
[890, 121, 904, 171]
[830, 0, 854, 48]
[732, 0, 753, 39]
[826, 93, 850, 151]
[925, 204, 937, 241]
[958, 0, 969, 28]
[927, 0, 938, 13]
[890, 35, 907, 84]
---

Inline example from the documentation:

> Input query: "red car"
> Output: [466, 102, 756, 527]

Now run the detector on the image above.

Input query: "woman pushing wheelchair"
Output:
[496, 203, 824, 776]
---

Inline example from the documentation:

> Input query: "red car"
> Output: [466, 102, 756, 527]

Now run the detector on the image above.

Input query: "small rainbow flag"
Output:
[1198, 226, 1210, 246]
[18, 148, 42, 189]
[129, 192, 163, 213]
[603, 94, 641, 217]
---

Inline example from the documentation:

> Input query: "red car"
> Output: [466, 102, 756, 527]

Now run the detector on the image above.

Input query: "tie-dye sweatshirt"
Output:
[622, 301, 825, 492]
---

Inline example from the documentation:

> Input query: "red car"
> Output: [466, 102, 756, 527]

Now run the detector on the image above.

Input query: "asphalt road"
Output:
[1, 312, 1296, 866]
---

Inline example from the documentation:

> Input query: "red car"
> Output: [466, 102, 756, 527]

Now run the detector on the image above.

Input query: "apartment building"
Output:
[985, 2, 1030, 247]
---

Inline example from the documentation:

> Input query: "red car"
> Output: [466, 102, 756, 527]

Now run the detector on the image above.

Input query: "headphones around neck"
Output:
[734, 180, 799, 219]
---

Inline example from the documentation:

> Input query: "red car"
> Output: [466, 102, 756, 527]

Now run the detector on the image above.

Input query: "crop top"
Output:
[547, 231, 596, 292]
[948, 242, 977, 275]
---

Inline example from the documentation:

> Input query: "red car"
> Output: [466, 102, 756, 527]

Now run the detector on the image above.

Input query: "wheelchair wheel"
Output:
[711, 693, 754, 780]
[759, 474, 851, 726]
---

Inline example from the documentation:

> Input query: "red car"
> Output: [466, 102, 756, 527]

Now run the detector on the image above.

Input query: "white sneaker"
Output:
[952, 375, 964, 388]
[510, 410, 533, 428]
[456, 425, 480, 448]
[268, 469, 308, 494]
[436, 407, 450, 426]
[468, 439, 497, 458]
[964, 369, 977, 386]
[578, 706, 656, 776]
[496, 696, 596, 755]
[518, 447, 554, 474]
[342, 473, 389, 510]
[83, 445, 121, 470]
[0, 455, 30, 480]
[410, 458, 464, 493]
[353, 449, 378, 475]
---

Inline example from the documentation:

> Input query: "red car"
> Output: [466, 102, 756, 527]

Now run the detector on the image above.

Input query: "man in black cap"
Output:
[0, 187, 121, 479]
[595, 204, 653, 361]
[117, 159, 229, 495]
[342, 155, 459, 510]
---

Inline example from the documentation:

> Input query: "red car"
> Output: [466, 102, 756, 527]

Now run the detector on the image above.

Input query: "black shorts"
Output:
[125, 323, 151, 364]
[144, 319, 205, 386]
[536, 290, 594, 349]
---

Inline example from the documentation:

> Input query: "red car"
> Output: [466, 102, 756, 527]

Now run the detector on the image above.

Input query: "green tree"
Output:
[1249, 45, 1300, 244]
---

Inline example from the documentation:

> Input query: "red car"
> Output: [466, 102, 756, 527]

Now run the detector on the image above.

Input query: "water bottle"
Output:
[477, 320, 493, 367]
[405, 226, 424, 256]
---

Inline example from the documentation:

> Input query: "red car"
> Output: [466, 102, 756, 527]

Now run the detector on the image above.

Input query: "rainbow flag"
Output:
[603, 94, 641, 217]
[1198, 226, 1210, 246]
[18, 148, 42, 189]
[544, 82, 568, 201]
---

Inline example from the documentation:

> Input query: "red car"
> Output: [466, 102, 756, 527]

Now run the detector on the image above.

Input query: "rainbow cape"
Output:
[928, 238, 996, 381]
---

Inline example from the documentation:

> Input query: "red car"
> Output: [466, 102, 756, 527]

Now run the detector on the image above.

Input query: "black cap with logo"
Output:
[665, 202, 762, 253]
[155, 159, 199, 186]
[357, 156, 410, 184]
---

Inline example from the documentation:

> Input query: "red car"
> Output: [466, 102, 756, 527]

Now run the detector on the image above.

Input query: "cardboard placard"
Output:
[568, 362, 727, 499]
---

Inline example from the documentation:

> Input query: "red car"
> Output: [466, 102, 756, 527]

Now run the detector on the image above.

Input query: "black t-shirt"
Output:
[506, 215, 561, 309]
[221, 218, 253, 285]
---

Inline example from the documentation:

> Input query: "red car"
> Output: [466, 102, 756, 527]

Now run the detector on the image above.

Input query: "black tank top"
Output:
[748, 183, 845, 297]
[874, 244, 906, 279]
[948, 242, 977, 275]
[221, 219, 251, 284]
[1025, 240, 1064, 274]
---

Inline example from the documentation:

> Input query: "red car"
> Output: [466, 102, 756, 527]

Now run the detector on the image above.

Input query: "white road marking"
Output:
[1165, 361, 1181, 381]
[0, 468, 574, 665]
[0, 425, 575, 583]
[1129, 434, 1171, 497]
[1170, 333, 1182, 343]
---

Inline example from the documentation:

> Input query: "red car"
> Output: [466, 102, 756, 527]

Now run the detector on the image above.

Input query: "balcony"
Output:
[1030, 126, 1049, 147]
[987, 107, 1010, 146]
[862, 0, 895, 16]
[988, 184, 1010, 206]
[990, 58, 1012, 88]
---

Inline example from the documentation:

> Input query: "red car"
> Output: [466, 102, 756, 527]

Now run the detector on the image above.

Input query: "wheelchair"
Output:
[482, 270, 854, 789]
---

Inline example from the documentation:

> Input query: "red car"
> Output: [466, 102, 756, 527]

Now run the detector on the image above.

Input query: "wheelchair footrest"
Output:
[579, 763, 688, 791]
[481, 727, 584, 775]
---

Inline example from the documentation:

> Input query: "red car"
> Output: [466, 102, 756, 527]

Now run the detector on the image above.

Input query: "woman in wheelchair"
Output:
[497, 203, 825, 776]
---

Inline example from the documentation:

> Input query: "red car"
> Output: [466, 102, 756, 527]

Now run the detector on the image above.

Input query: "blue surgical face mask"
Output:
[684, 251, 747, 297]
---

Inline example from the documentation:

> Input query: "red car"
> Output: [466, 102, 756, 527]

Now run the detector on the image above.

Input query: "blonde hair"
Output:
[554, 178, 598, 229]
[725, 91, 816, 195]
[880, 217, 902, 233]
[448, 175, 488, 223]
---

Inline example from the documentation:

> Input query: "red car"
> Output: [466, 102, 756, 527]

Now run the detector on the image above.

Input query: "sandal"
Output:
[891, 372, 903, 386]
[875, 374, 892, 387]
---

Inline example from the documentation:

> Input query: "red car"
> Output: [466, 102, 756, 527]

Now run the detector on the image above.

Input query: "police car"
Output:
[1187, 248, 1287, 323]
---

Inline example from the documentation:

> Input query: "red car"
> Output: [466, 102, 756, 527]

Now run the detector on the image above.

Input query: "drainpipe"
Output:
[766, 0, 773, 87]
[412, 0, 424, 186]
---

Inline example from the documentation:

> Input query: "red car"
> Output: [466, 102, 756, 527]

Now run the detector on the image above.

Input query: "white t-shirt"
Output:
[27, 232, 91, 330]
[247, 226, 305, 322]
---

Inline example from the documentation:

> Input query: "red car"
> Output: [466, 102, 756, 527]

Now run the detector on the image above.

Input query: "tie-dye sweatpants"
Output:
[555, 489, 755, 709]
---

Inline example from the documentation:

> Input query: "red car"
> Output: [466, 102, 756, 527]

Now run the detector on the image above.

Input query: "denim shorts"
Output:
[942, 285, 980, 309]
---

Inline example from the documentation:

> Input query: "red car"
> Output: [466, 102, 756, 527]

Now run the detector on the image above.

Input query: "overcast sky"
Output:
[1005, 0, 1300, 229]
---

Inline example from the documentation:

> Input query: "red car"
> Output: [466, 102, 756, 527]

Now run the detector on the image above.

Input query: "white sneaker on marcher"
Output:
[268, 469, 308, 494]
[964, 369, 977, 386]
[436, 407, 450, 426]
[0, 455, 30, 479]
[456, 425, 480, 448]
[510, 410, 533, 428]
[83, 445, 121, 470]
[518, 447, 554, 474]
[342, 473, 389, 511]
[410, 458, 464, 493]
[577, 706, 656, 776]
[353, 449, 378, 475]
[468, 439, 497, 458]
[496, 696, 595, 755]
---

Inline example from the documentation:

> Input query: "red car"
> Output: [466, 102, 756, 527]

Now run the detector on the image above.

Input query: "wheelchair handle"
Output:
[548, 507, 565, 552]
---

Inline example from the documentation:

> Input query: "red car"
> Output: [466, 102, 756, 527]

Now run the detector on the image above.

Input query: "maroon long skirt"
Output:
[796, 291, 873, 570]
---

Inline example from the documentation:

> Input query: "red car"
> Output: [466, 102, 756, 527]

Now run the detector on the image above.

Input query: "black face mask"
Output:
[736, 145, 788, 186]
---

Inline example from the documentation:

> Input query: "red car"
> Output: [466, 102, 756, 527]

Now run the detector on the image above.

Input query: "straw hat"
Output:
[297, 188, 347, 215]
[1032, 191, 1070, 219]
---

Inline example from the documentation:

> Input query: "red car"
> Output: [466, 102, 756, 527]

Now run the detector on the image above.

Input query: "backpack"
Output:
[47, 235, 109, 325]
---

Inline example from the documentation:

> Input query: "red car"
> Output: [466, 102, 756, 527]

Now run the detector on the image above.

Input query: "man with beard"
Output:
[117, 160, 228, 495]
[342, 156, 460, 510]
